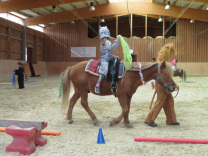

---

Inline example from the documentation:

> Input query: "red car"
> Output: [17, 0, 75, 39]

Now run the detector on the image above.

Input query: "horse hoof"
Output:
[144, 122, 157, 127]
[109, 121, 115, 127]
[93, 121, 100, 126]
[126, 124, 134, 128]
[68, 119, 74, 124]
[167, 122, 180, 125]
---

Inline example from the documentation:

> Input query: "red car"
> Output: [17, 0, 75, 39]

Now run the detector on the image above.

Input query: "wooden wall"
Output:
[0, 17, 45, 62]
[1, 17, 207, 63]
[44, 18, 208, 63]
[0, 17, 208, 77]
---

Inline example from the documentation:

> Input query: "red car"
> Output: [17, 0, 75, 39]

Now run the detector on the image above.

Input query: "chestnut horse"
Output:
[174, 68, 185, 82]
[61, 61, 178, 128]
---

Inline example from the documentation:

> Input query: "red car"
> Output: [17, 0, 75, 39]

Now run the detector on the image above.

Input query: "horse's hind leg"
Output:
[80, 92, 100, 126]
[66, 91, 80, 124]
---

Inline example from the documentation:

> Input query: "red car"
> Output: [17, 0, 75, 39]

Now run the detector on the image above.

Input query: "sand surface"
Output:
[0, 75, 208, 156]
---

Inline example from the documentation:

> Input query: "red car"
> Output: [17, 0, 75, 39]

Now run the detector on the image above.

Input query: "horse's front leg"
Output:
[123, 95, 133, 128]
[80, 92, 100, 126]
[110, 95, 133, 128]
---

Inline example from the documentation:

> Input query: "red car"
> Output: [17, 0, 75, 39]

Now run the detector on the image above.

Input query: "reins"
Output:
[172, 88, 179, 98]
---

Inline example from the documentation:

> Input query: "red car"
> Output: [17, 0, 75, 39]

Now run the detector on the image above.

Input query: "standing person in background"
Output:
[145, 43, 179, 127]
[95, 26, 120, 94]
[172, 59, 178, 71]
[15, 62, 25, 89]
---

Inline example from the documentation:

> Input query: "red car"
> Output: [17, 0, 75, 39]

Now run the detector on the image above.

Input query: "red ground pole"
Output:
[134, 137, 208, 144]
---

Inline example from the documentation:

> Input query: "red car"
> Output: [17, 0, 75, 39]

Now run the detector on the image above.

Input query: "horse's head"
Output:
[156, 61, 179, 93]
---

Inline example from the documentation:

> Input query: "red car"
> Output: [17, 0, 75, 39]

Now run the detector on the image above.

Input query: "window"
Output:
[0, 13, 44, 32]
[165, 18, 176, 38]
[118, 15, 130, 38]
[100, 17, 116, 38]
[88, 20, 99, 38]
[133, 15, 145, 38]
[147, 16, 163, 38]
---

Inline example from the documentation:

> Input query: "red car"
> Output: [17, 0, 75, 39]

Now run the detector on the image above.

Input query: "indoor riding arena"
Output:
[0, 0, 208, 155]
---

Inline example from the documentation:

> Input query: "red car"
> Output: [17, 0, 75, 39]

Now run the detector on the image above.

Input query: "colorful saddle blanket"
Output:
[85, 59, 124, 78]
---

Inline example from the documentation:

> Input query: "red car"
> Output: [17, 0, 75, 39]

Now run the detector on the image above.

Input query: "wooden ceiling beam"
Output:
[25, 2, 208, 26]
[0, 0, 88, 13]
[185, 0, 207, 2]
[87, 14, 127, 22]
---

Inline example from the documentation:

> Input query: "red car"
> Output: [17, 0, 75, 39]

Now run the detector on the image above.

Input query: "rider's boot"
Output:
[95, 74, 104, 94]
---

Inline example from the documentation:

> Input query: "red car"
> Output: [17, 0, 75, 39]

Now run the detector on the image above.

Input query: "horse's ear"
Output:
[160, 61, 166, 70]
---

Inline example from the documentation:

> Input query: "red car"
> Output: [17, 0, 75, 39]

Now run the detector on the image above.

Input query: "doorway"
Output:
[26, 47, 35, 77]
[131, 54, 137, 62]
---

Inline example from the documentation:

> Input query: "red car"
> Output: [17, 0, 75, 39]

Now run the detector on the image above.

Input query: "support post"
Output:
[7, 22, 11, 59]
[22, 20, 26, 61]
[34, 34, 38, 64]
[130, 14, 133, 38]
[163, 16, 165, 37]
[116, 15, 118, 37]
[145, 14, 147, 38]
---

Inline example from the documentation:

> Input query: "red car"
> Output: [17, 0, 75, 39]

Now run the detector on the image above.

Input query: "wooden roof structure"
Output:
[0, 0, 207, 27]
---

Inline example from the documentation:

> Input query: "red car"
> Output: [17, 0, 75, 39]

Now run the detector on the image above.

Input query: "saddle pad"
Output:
[85, 59, 124, 78]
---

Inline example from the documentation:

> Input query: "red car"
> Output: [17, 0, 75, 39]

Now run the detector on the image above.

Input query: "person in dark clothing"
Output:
[15, 62, 25, 89]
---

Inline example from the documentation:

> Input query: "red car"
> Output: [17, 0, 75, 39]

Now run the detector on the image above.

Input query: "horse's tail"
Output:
[183, 70, 187, 82]
[62, 67, 71, 108]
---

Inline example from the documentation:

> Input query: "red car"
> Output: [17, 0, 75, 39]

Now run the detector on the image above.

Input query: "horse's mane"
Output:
[129, 62, 173, 78]
[142, 62, 173, 78]
[157, 43, 176, 62]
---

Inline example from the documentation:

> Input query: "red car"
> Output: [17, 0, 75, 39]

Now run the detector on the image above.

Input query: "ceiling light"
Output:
[70, 21, 75, 24]
[89, 2, 95, 11]
[207, 7, 208, 10]
[51, 5, 57, 13]
[158, 16, 163, 22]
[38, 24, 45, 27]
[190, 19, 195, 23]
[165, 1, 171, 10]
[100, 16, 105, 23]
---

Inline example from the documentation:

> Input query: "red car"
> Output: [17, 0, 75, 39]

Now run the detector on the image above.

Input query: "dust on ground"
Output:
[0, 75, 208, 156]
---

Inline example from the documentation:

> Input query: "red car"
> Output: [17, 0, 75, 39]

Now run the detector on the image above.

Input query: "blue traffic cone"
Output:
[97, 128, 105, 144]
[12, 73, 16, 87]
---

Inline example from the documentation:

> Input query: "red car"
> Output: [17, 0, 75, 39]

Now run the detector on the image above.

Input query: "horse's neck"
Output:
[143, 64, 158, 82]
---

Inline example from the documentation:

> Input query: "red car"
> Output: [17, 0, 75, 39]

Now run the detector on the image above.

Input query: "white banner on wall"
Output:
[71, 47, 96, 57]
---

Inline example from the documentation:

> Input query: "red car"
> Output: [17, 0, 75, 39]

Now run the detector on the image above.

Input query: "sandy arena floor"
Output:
[0, 75, 208, 156]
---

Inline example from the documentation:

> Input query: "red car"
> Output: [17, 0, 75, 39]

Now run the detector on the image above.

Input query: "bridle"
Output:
[156, 63, 179, 97]
[156, 63, 174, 90]
[155, 63, 179, 98]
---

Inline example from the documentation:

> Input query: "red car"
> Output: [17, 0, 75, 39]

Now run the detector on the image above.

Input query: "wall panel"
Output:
[44, 19, 208, 63]
[0, 17, 45, 62]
